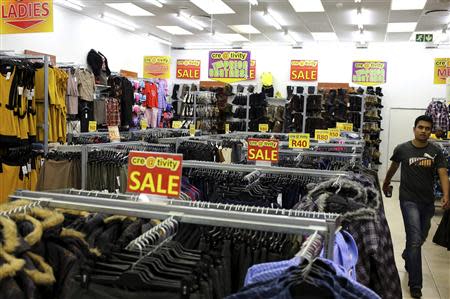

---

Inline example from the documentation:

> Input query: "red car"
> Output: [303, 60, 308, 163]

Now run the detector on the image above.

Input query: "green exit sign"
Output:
[416, 34, 433, 42]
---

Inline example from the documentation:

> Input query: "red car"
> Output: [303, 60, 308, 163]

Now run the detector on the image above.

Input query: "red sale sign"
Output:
[246, 59, 256, 81]
[176, 59, 201, 79]
[290, 60, 318, 81]
[127, 151, 183, 197]
[247, 138, 279, 162]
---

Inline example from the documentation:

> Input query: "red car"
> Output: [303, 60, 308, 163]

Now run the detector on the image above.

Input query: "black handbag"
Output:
[433, 209, 450, 250]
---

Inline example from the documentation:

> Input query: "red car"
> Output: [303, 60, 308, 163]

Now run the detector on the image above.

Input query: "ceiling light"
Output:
[353, 29, 367, 44]
[147, 33, 172, 46]
[105, 3, 154, 16]
[288, 0, 324, 12]
[311, 32, 338, 41]
[391, 0, 426, 10]
[264, 9, 282, 30]
[217, 33, 249, 42]
[189, 0, 235, 15]
[229, 25, 261, 34]
[54, 0, 85, 11]
[354, 0, 361, 2]
[145, 0, 163, 7]
[177, 12, 205, 31]
[249, 0, 258, 5]
[157, 26, 193, 35]
[184, 43, 235, 49]
[356, 8, 364, 29]
[284, 30, 302, 44]
[100, 12, 138, 31]
[387, 22, 417, 32]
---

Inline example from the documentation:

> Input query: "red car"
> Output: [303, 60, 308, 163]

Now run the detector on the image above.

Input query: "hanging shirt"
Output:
[143, 82, 158, 108]
[425, 100, 449, 132]
[260, 72, 273, 86]
[75, 69, 95, 101]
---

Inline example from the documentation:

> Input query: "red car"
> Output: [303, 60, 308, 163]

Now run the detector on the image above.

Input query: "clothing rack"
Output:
[12, 189, 341, 259]
[1, 54, 50, 153]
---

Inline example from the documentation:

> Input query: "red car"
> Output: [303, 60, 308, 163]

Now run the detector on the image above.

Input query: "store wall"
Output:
[0, 5, 171, 77]
[170, 43, 449, 178]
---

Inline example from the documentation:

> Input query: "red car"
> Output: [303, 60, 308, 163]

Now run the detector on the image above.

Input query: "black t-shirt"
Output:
[391, 141, 446, 204]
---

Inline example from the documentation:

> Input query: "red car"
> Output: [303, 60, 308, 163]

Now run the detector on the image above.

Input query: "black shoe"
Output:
[410, 288, 422, 298]
[402, 252, 408, 271]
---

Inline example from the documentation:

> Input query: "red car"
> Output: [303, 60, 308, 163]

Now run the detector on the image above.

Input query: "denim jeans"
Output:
[399, 200, 435, 289]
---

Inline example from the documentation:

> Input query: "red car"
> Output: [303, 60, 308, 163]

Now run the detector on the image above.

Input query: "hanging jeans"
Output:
[400, 200, 435, 289]
[145, 107, 159, 128]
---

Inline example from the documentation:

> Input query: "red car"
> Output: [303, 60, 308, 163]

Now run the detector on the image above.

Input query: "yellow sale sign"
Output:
[315, 130, 330, 142]
[289, 133, 310, 149]
[143, 56, 171, 79]
[1, 0, 53, 34]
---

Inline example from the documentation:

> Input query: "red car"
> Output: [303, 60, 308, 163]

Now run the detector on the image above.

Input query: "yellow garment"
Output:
[0, 67, 19, 141]
[0, 163, 21, 204]
[261, 72, 273, 86]
[35, 67, 57, 105]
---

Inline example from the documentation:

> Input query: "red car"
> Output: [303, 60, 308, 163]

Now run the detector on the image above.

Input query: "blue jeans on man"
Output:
[399, 200, 435, 289]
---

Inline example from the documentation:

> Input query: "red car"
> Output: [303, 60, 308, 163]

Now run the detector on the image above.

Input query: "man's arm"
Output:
[383, 162, 400, 196]
[437, 168, 449, 209]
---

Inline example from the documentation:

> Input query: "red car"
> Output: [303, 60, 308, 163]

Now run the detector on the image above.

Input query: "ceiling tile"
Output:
[388, 10, 422, 22]
[386, 32, 413, 41]
[305, 22, 333, 32]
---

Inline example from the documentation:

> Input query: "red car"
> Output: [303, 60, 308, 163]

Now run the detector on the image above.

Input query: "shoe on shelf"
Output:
[410, 288, 422, 298]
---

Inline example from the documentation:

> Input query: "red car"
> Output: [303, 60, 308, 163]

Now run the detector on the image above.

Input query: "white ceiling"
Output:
[65, 0, 450, 46]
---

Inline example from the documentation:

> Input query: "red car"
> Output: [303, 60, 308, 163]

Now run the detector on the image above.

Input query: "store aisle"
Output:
[384, 182, 450, 299]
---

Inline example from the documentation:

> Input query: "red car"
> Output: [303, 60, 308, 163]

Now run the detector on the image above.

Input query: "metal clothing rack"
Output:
[12, 189, 341, 259]
[0, 54, 50, 153]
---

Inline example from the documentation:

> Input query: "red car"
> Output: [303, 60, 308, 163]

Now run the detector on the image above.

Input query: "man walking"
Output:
[383, 115, 449, 298]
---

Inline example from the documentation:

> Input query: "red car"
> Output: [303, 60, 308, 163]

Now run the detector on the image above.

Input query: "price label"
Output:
[108, 126, 120, 143]
[315, 129, 330, 142]
[447, 131, 450, 139]
[88, 121, 97, 132]
[328, 128, 340, 139]
[288, 133, 310, 149]
[259, 123, 269, 132]
[336, 122, 353, 131]
[127, 151, 183, 198]
[140, 119, 148, 130]
[225, 123, 230, 134]
[247, 138, 279, 162]
[189, 124, 196, 136]
[172, 121, 182, 129]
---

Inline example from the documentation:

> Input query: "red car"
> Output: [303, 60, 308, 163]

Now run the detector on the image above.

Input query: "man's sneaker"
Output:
[410, 288, 422, 298]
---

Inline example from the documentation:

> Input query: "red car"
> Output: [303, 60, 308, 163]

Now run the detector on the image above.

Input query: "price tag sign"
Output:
[172, 121, 182, 129]
[328, 128, 340, 139]
[259, 123, 269, 133]
[189, 124, 196, 136]
[315, 129, 330, 143]
[127, 151, 183, 198]
[288, 133, 310, 149]
[447, 131, 450, 139]
[225, 123, 230, 134]
[247, 138, 279, 162]
[140, 119, 148, 130]
[88, 121, 97, 132]
[108, 126, 120, 143]
[336, 122, 353, 131]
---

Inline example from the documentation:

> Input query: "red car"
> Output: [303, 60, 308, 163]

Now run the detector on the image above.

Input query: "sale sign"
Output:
[143, 56, 171, 79]
[315, 130, 330, 142]
[336, 122, 353, 131]
[246, 60, 256, 81]
[289, 133, 310, 149]
[176, 59, 201, 80]
[247, 138, 279, 162]
[290, 60, 318, 81]
[208, 50, 251, 83]
[434, 58, 450, 84]
[352, 61, 387, 86]
[1, 0, 53, 34]
[88, 121, 97, 132]
[328, 128, 340, 139]
[108, 126, 120, 143]
[127, 151, 183, 197]
[259, 123, 269, 132]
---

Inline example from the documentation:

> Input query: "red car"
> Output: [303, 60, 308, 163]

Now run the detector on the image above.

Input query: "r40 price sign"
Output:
[289, 133, 310, 149]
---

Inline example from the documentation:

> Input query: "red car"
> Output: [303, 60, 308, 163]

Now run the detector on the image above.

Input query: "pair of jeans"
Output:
[399, 200, 435, 289]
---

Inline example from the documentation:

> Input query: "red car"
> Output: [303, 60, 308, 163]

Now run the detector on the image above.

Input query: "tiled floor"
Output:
[384, 182, 450, 299]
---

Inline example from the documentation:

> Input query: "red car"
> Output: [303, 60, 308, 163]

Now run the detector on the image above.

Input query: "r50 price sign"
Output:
[289, 133, 310, 149]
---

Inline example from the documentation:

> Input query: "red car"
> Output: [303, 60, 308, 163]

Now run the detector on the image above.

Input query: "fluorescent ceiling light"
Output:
[55, 0, 85, 11]
[387, 22, 417, 32]
[177, 12, 205, 31]
[189, 0, 235, 15]
[284, 31, 301, 44]
[391, 0, 426, 10]
[352, 30, 367, 43]
[249, 0, 258, 5]
[288, 0, 324, 12]
[264, 9, 282, 30]
[184, 43, 234, 49]
[147, 33, 172, 45]
[157, 26, 193, 35]
[229, 25, 261, 34]
[100, 12, 138, 31]
[145, 0, 163, 7]
[311, 32, 338, 41]
[105, 3, 153, 16]
[217, 33, 249, 42]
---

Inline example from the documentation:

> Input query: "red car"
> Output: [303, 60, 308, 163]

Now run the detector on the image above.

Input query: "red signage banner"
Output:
[127, 151, 183, 198]
[247, 59, 256, 80]
[1, 0, 54, 34]
[290, 60, 318, 81]
[176, 59, 201, 80]
[247, 138, 279, 162]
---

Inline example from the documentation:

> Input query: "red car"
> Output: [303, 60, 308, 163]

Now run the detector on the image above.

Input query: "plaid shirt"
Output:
[105, 97, 121, 126]
[425, 101, 449, 132]
[344, 212, 402, 299]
